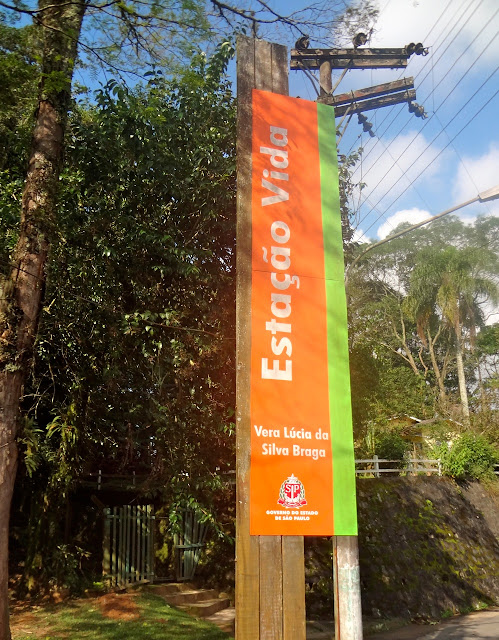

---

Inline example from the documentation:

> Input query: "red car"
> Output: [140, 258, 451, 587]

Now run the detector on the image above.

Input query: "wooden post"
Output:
[149, 507, 155, 582]
[131, 506, 137, 583]
[235, 35, 306, 640]
[319, 59, 332, 97]
[333, 536, 363, 640]
[125, 505, 131, 586]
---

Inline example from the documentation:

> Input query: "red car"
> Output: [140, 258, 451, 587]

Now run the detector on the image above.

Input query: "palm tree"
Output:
[405, 246, 498, 421]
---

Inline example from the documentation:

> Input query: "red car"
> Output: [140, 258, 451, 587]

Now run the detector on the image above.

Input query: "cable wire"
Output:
[355, 32, 498, 232]
[358, 86, 499, 240]
[343, 0, 475, 158]
[357, 0, 494, 175]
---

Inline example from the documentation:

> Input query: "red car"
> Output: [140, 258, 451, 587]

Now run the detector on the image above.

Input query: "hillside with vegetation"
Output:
[304, 477, 499, 622]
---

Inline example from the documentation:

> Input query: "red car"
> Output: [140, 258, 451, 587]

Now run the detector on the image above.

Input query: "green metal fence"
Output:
[103, 505, 155, 587]
[173, 509, 208, 581]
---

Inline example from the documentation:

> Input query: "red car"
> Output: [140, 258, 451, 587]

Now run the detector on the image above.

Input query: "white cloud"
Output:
[452, 143, 499, 207]
[376, 207, 430, 239]
[352, 130, 445, 210]
[373, 0, 499, 67]
[352, 227, 369, 244]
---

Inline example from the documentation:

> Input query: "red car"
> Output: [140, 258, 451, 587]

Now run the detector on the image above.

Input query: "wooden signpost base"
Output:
[235, 35, 306, 640]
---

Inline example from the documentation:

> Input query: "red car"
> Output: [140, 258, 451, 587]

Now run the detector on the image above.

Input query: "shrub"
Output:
[374, 431, 411, 461]
[438, 433, 498, 480]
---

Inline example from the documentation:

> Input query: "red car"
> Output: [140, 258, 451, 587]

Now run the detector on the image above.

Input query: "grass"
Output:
[12, 592, 232, 640]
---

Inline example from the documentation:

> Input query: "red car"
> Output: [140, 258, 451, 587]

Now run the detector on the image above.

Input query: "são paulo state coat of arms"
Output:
[277, 474, 307, 509]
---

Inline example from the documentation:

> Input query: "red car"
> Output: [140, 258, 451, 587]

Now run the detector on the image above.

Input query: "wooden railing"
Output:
[355, 456, 442, 477]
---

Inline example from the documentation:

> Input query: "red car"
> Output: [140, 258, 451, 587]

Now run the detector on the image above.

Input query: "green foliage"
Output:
[17, 418, 43, 477]
[338, 147, 365, 249]
[348, 215, 499, 445]
[374, 430, 411, 461]
[405, 245, 498, 338]
[477, 323, 499, 356]
[46, 544, 91, 593]
[12, 41, 236, 595]
[37, 39, 236, 481]
[0, 21, 39, 171]
[0, 20, 39, 276]
[373, 365, 432, 422]
[437, 433, 498, 480]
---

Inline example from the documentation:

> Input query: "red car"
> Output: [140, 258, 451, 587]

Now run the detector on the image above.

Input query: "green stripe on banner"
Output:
[317, 102, 358, 535]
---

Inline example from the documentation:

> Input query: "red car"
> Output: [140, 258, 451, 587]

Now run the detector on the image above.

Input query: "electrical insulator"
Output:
[358, 113, 375, 137]
[408, 102, 427, 119]
[295, 35, 310, 50]
[406, 42, 429, 56]
[352, 32, 367, 48]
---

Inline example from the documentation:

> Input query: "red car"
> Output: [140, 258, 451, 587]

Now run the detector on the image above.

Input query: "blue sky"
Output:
[285, 0, 498, 243]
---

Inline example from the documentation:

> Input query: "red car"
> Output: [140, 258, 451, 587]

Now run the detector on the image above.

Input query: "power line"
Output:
[349, 129, 437, 241]
[355, 0, 495, 180]
[359, 51, 498, 222]
[343, 0, 476, 159]
[358, 86, 499, 240]
[432, 112, 496, 217]
[354, 33, 498, 234]
[358, 72, 498, 238]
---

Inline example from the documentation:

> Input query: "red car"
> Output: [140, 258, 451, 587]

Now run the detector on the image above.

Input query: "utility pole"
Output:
[292, 44, 427, 122]
[291, 39, 428, 640]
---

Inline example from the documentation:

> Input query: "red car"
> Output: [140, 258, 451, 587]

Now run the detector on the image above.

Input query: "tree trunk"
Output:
[0, 375, 21, 640]
[0, 2, 85, 637]
[426, 328, 447, 403]
[455, 325, 470, 422]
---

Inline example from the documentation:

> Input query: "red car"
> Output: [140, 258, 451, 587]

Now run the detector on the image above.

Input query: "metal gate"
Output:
[103, 505, 155, 587]
[173, 509, 208, 581]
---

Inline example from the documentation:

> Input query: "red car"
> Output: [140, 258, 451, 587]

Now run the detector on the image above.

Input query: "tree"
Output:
[347, 216, 499, 445]
[0, 20, 38, 281]
[10, 40, 237, 597]
[0, 2, 91, 629]
[0, 3, 370, 634]
[406, 245, 498, 421]
[347, 269, 435, 442]
[473, 324, 499, 444]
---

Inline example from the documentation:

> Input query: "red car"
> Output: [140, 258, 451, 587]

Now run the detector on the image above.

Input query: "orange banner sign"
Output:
[249, 89, 357, 536]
